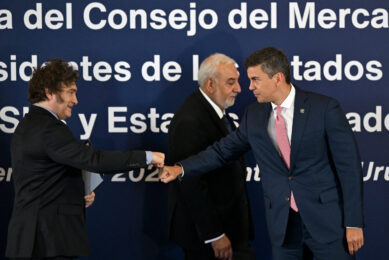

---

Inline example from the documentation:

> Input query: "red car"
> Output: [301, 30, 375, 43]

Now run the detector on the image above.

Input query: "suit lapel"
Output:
[262, 103, 276, 151]
[259, 103, 289, 168]
[290, 88, 310, 169]
[195, 90, 229, 136]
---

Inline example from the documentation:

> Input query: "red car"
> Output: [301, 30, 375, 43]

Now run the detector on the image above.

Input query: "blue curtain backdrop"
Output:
[0, 0, 388, 259]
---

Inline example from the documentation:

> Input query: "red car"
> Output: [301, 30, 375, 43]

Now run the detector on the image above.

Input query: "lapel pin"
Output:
[300, 109, 305, 113]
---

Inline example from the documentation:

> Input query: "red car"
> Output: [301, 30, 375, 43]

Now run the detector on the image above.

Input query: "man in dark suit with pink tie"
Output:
[161, 47, 364, 260]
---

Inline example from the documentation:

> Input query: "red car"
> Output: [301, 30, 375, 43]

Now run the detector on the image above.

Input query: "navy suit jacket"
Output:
[181, 87, 364, 246]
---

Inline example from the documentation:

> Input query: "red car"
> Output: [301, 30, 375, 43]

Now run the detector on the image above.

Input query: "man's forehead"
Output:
[247, 65, 263, 76]
[218, 63, 239, 78]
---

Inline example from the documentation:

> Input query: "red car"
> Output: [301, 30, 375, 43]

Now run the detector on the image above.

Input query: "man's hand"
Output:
[211, 235, 233, 260]
[159, 165, 183, 183]
[346, 227, 364, 255]
[151, 152, 165, 168]
[84, 192, 95, 208]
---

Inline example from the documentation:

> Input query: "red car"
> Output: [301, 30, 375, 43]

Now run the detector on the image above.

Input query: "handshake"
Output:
[150, 152, 183, 183]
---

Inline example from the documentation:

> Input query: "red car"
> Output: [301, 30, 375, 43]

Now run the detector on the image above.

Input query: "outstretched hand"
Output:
[151, 152, 165, 168]
[159, 165, 183, 183]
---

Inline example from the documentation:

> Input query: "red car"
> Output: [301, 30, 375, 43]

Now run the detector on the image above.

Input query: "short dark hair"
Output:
[245, 47, 291, 84]
[28, 58, 79, 103]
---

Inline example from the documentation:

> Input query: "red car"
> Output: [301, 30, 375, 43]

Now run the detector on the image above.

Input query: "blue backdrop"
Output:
[0, 0, 388, 259]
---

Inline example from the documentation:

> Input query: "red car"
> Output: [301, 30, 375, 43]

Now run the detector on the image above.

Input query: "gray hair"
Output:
[198, 53, 236, 87]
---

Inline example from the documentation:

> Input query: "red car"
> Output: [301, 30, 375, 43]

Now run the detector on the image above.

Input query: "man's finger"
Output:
[356, 239, 363, 252]
[222, 248, 227, 258]
[227, 247, 233, 260]
[220, 249, 226, 259]
[348, 241, 355, 255]
[158, 168, 167, 179]
[214, 248, 220, 259]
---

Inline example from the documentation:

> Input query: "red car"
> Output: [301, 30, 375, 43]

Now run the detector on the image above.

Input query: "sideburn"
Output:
[54, 93, 65, 104]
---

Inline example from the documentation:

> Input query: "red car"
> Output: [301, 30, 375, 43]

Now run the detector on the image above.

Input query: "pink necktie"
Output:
[275, 106, 298, 212]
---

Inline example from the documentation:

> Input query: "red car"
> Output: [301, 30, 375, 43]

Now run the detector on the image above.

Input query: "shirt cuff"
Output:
[204, 234, 225, 244]
[145, 151, 153, 164]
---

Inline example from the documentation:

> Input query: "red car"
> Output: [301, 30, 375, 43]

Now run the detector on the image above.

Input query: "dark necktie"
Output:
[222, 113, 235, 133]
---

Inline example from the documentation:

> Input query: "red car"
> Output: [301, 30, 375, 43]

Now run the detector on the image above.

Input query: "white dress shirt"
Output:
[199, 88, 224, 119]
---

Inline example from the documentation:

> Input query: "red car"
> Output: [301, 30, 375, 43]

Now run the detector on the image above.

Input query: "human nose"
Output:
[234, 82, 241, 93]
[249, 81, 254, 91]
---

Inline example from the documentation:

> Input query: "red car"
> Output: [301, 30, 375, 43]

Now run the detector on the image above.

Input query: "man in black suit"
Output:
[168, 54, 254, 260]
[6, 59, 165, 260]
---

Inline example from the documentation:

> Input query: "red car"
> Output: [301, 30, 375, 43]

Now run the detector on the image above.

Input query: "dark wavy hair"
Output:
[244, 47, 291, 84]
[28, 59, 79, 103]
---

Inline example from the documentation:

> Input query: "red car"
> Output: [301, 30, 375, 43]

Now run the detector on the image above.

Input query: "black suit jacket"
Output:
[6, 105, 147, 258]
[168, 90, 254, 250]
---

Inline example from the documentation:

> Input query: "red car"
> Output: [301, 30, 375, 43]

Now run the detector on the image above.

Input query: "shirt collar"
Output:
[270, 84, 296, 111]
[199, 88, 224, 119]
[33, 104, 59, 120]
